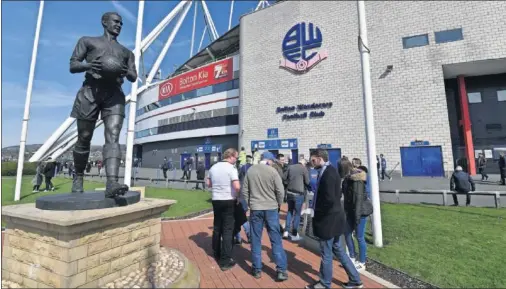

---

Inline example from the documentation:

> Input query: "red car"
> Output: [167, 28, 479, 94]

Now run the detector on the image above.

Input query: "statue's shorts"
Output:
[70, 80, 125, 121]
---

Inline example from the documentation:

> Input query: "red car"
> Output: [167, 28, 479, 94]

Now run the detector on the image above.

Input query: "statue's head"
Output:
[101, 12, 123, 36]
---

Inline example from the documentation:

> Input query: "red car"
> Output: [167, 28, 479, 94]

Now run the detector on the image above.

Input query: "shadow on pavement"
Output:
[188, 231, 346, 286]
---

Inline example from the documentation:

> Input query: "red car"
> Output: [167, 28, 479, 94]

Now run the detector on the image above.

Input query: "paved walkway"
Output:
[160, 216, 384, 288]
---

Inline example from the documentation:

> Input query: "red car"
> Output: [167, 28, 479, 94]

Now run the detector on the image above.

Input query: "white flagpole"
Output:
[357, 0, 383, 247]
[14, 0, 45, 201]
[124, 0, 145, 187]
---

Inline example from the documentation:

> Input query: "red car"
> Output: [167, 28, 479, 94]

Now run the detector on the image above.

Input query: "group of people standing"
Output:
[207, 147, 373, 289]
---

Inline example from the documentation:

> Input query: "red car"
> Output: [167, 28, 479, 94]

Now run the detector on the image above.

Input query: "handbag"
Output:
[361, 197, 373, 217]
[234, 201, 248, 228]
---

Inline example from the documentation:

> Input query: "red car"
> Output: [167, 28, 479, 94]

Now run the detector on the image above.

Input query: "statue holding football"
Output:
[68, 11, 137, 199]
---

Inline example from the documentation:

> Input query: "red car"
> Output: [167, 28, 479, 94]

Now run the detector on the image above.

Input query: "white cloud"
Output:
[111, 1, 137, 24]
[2, 80, 76, 109]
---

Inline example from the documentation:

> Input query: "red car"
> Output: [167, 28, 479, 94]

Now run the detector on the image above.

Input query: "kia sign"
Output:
[158, 58, 234, 100]
[159, 82, 174, 97]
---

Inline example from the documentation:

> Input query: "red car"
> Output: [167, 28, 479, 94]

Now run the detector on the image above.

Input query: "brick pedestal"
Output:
[1, 198, 175, 288]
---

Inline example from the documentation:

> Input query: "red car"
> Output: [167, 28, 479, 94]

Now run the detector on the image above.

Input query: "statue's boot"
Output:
[72, 150, 89, 193]
[103, 143, 129, 198]
[72, 174, 84, 193]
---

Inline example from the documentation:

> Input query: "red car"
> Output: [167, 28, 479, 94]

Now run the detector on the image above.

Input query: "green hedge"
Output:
[1, 162, 38, 176]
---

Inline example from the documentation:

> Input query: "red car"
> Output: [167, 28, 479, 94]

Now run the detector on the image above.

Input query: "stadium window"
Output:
[159, 98, 171, 107]
[197, 86, 213, 97]
[467, 92, 482, 104]
[402, 34, 429, 49]
[171, 94, 183, 103]
[497, 90, 506, 102]
[435, 28, 463, 44]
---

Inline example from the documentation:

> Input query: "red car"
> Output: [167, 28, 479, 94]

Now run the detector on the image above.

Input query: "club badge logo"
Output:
[280, 22, 328, 74]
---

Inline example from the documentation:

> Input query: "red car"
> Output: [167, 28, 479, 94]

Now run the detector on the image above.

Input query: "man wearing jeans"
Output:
[242, 152, 288, 281]
[207, 148, 240, 271]
[306, 149, 362, 289]
[283, 158, 310, 241]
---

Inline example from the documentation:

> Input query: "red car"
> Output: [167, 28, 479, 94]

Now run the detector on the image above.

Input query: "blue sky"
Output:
[2, 0, 260, 148]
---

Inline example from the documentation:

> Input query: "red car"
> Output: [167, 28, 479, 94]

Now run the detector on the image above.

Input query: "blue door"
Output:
[205, 153, 211, 170]
[327, 149, 342, 168]
[180, 153, 191, 170]
[291, 149, 299, 164]
[400, 146, 444, 177]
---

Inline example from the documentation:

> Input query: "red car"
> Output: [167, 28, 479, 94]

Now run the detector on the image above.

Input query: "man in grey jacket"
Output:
[242, 151, 288, 281]
[283, 159, 310, 241]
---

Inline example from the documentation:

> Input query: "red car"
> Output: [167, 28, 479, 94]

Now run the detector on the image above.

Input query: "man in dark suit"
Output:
[305, 149, 363, 289]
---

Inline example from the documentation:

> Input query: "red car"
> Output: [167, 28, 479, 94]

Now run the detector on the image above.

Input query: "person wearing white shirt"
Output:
[207, 148, 240, 271]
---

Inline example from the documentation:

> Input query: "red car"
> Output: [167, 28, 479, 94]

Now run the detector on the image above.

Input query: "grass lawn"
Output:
[365, 203, 506, 288]
[1, 177, 212, 220]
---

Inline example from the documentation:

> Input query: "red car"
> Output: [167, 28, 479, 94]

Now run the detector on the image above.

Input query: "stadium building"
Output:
[134, 27, 240, 169]
[135, 1, 506, 176]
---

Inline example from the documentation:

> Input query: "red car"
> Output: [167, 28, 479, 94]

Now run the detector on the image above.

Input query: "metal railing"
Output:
[381, 189, 504, 208]
[61, 171, 206, 191]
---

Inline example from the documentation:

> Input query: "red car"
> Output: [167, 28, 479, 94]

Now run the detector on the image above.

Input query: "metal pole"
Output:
[29, 118, 75, 162]
[190, 0, 198, 57]
[14, 0, 45, 202]
[140, 1, 188, 53]
[357, 0, 383, 247]
[124, 0, 145, 187]
[228, 0, 235, 31]
[198, 26, 207, 52]
[200, 0, 218, 40]
[147, 1, 191, 82]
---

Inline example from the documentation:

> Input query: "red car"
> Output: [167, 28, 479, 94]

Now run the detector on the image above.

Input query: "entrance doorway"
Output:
[400, 146, 444, 177]
[205, 153, 211, 170]
[180, 153, 191, 170]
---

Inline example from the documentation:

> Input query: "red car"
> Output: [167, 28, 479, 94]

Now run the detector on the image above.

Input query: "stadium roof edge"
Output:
[170, 24, 240, 78]
[238, 0, 285, 20]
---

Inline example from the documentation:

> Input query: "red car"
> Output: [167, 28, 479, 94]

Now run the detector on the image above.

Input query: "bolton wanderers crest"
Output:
[280, 22, 328, 74]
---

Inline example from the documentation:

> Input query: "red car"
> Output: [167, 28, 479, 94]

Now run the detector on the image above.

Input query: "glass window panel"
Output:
[435, 28, 463, 44]
[402, 34, 429, 49]
[467, 92, 482, 104]
[197, 85, 213, 97]
[497, 90, 506, 102]
[171, 94, 182, 103]
[159, 98, 171, 107]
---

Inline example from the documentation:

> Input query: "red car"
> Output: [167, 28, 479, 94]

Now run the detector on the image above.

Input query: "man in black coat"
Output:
[195, 161, 206, 190]
[499, 152, 506, 186]
[306, 149, 363, 289]
[43, 157, 56, 192]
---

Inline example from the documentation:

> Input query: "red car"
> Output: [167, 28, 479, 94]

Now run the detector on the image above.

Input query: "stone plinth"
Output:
[1, 198, 176, 288]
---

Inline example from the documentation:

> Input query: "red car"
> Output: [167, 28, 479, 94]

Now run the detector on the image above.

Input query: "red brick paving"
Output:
[161, 207, 384, 288]
[0, 207, 384, 288]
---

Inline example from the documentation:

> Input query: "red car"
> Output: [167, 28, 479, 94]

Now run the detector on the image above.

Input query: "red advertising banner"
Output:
[158, 57, 234, 100]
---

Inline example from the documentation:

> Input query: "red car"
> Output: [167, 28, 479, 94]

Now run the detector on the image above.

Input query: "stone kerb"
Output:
[1, 198, 175, 288]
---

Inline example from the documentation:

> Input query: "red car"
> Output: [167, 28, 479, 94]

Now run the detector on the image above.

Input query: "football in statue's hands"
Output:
[99, 55, 124, 78]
